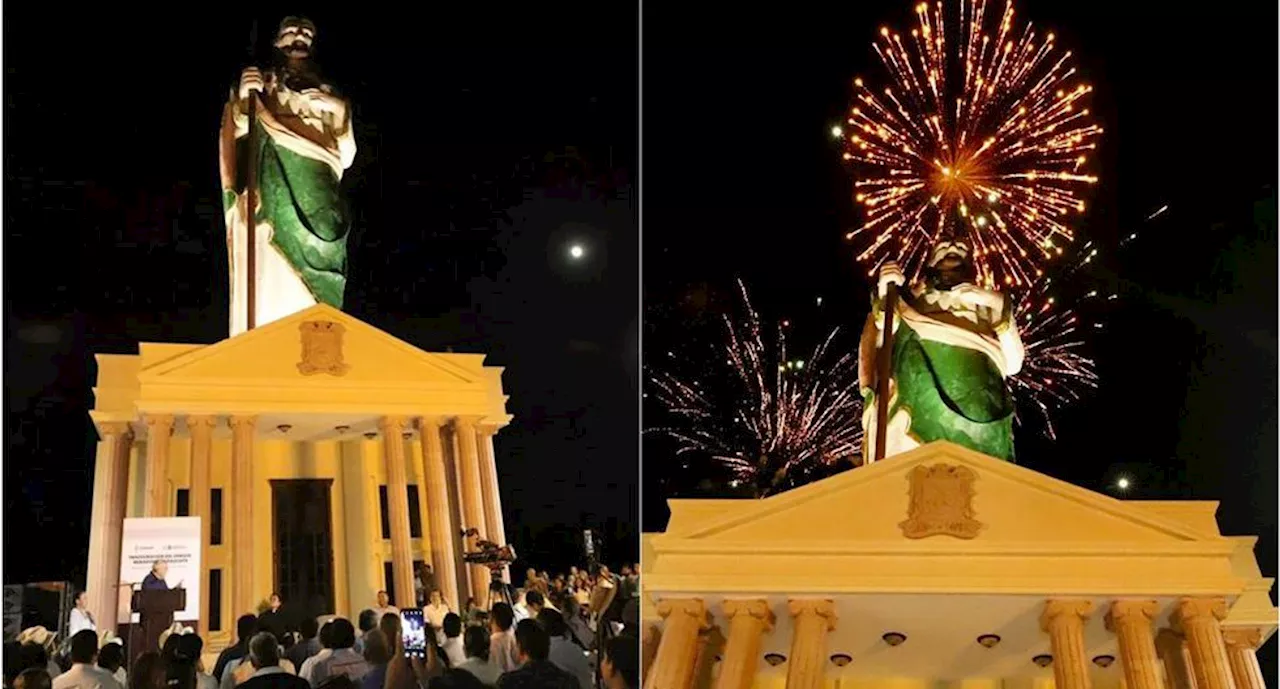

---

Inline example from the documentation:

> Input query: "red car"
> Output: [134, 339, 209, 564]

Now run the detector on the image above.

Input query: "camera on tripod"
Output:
[459, 528, 516, 569]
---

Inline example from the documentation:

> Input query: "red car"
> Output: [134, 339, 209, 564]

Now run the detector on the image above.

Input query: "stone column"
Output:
[1156, 629, 1201, 689]
[417, 417, 460, 612]
[1221, 628, 1265, 689]
[715, 600, 774, 689]
[187, 416, 217, 637]
[645, 599, 709, 689]
[380, 416, 415, 608]
[786, 600, 837, 689]
[1172, 599, 1237, 689]
[643, 624, 663, 681]
[1106, 601, 1162, 689]
[476, 425, 508, 579]
[142, 415, 175, 516]
[1041, 600, 1095, 689]
[229, 415, 257, 616]
[455, 418, 489, 606]
[85, 422, 134, 635]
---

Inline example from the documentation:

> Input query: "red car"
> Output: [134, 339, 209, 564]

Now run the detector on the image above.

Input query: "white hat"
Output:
[928, 240, 971, 267]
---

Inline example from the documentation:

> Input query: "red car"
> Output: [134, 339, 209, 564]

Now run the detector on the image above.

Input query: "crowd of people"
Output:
[2, 563, 641, 689]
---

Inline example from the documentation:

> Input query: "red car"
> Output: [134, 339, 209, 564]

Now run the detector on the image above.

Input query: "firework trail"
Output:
[839, 0, 1102, 289]
[648, 281, 864, 497]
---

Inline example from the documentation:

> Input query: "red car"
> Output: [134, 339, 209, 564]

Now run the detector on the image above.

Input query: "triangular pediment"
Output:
[137, 304, 482, 388]
[666, 442, 1216, 548]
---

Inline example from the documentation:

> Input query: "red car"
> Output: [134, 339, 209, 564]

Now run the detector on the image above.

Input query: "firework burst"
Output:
[647, 281, 864, 497]
[840, 0, 1102, 289]
[1009, 239, 1105, 438]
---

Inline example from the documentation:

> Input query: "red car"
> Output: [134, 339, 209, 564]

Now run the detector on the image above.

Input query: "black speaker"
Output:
[3, 585, 23, 641]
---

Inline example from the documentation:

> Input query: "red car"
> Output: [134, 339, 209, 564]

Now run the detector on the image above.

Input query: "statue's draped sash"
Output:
[861, 295, 1016, 462]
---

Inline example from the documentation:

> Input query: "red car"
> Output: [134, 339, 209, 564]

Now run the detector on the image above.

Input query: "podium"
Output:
[129, 588, 185, 664]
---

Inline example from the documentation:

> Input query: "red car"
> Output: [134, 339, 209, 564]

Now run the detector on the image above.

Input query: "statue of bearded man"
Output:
[219, 16, 356, 336]
[858, 240, 1025, 462]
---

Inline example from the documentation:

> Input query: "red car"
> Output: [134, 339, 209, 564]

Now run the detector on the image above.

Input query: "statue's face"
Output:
[275, 20, 316, 59]
[927, 241, 975, 290]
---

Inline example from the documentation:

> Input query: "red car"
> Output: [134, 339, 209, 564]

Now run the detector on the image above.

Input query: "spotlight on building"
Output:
[830, 654, 853, 667]
[334, 425, 350, 433]
[881, 632, 907, 646]
[364, 432, 377, 440]
[1092, 655, 1116, 668]
[764, 653, 787, 667]
[976, 634, 1002, 648]
[276, 424, 292, 433]
[402, 431, 413, 440]
[1032, 655, 1054, 668]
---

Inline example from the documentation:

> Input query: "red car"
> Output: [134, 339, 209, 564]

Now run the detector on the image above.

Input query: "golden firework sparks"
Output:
[840, 0, 1102, 289]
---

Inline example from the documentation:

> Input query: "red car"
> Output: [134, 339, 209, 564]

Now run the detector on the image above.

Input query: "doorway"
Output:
[271, 479, 336, 619]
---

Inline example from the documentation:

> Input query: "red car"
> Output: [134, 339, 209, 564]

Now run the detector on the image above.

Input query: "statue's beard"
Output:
[927, 258, 975, 290]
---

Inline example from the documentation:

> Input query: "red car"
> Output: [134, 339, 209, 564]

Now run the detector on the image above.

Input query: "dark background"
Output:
[5, 3, 638, 586]
[642, 0, 1277, 676]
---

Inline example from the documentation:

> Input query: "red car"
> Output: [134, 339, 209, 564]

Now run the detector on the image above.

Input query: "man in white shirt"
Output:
[439, 614, 466, 667]
[52, 631, 122, 689]
[67, 592, 96, 637]
[370, 591, 398, 623]
[455, 627, 501, 687]
[487, 603, 520, 673]
[423, 590, 450, 633]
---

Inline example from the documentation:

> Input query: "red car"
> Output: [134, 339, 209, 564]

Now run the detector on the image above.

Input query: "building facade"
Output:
[642, 442, 1275, 689]
[84, 304, 512, 647]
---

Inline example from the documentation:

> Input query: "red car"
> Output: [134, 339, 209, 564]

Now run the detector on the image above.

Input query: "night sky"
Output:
[5, 3, 638, 584]
[642, 0, 1277, 674]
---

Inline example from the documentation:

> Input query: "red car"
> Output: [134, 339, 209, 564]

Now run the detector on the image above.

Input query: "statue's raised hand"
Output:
[239, 67, 265, 100]
[878, 261, 906, 298]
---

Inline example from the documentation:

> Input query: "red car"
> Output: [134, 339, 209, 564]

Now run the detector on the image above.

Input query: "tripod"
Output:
[486, 568, 512, 609]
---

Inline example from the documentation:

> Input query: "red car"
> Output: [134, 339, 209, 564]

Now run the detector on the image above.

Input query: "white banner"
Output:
[118, 517, 201, 622]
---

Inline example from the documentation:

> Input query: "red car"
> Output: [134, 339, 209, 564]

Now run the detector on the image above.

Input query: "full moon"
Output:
[569, 244, 585, 259]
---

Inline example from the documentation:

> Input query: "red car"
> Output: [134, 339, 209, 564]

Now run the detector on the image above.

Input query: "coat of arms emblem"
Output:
[297, 320, 351, 376]
[899, 463, 982, 539]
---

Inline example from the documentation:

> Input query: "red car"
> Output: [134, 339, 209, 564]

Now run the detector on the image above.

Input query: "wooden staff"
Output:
[246, 91, 258, 331]
[873, 282, 899, 463]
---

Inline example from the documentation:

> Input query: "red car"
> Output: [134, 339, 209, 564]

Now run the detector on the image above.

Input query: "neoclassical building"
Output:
[641, 442, 1275, 689]
[84, 303, 512, 645]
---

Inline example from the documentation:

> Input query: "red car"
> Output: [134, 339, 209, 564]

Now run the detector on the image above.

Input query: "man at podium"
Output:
[141, 561, 183, 591]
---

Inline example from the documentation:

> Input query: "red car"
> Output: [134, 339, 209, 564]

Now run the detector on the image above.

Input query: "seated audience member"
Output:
[354, 611, 377, 656]
[288, 619, 323, 671]
[537, 611, 590, 689]
[214, 616, 260, 681]
[237, 634, 309, 689]
[300, 618, 369, 686]
[601, 636, 638, 689]
[495, 621, 576, 689]
[14, 669, 51, 689]
[452, 628, 499, 688]
[439, 615, 465, 668]
[486, 604, 519, 674]
[130, 653, 166, 689]
[96, 642, 127, 688]
[357, 631, 391, 689]
[52, 630, 120, 689]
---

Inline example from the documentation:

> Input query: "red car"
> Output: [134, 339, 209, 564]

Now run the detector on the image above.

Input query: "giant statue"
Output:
[859, 239, 1025, 462]
[220, 16, 356, 336]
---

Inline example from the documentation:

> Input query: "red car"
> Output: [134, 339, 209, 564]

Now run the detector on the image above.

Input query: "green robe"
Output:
[885, 321, 1016, 461]
[230, 114, 350, 308]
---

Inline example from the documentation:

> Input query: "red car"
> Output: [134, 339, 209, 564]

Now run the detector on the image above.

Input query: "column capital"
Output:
[1041, 599, 1095, 631]
[1171, 598, 1228, 632]
[1221, 627, 1264, 651]
[1106, 600, 1160, 631]
[228, 415, 258, 429]
[417, 416, 447, 431]
[722, 599, 775, 630]
[97, 421, 134, 438]
[143, 414, 175, 436]
[787, 599, 837, 631]
[477, 423, 500, 437]
[378, 416, 409, 433]
[657, 598, 710, 628]
[187, 415, 218, 431]
[454, 415, 485, 431]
